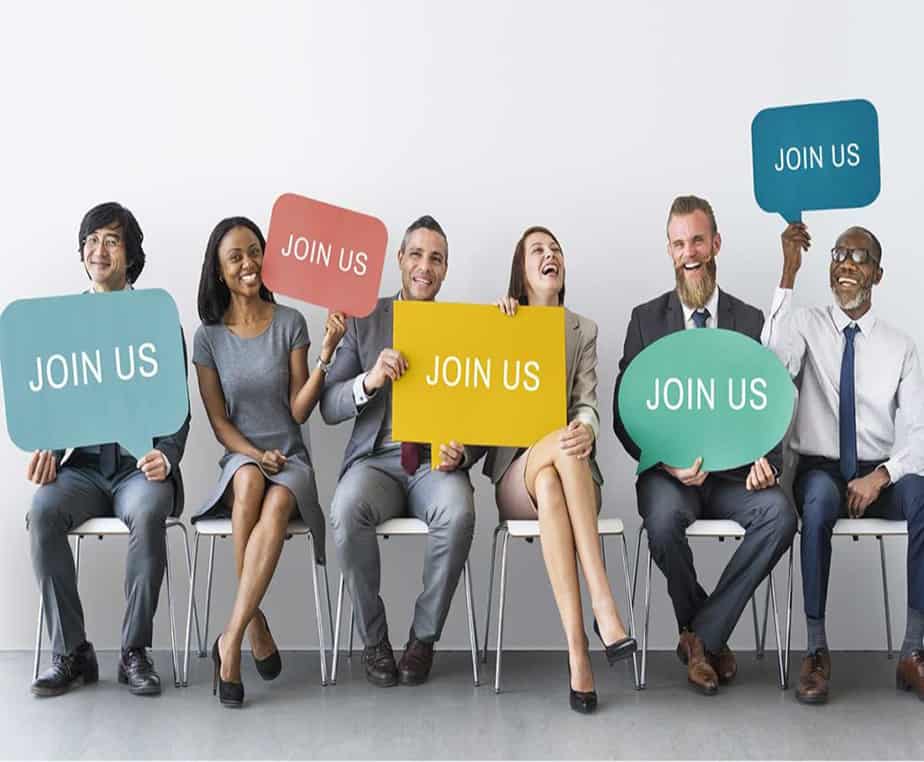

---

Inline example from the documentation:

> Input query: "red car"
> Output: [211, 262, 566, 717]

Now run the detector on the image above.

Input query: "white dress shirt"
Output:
[761, 287, 924, 483]
[681, 286, 720, 329]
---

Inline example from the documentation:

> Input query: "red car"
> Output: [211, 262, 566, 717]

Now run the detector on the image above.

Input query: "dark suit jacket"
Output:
[612, 288, 782, 480]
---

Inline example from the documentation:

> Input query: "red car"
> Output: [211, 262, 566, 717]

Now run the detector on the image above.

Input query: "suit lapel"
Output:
[565, 310, 579, 388]
[665, 290, 685, 336]
[716, 288, 736, 331]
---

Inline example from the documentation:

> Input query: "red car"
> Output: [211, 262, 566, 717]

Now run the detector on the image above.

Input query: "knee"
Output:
[798, 472, 841, 532]
[260, 488, 295, 531]
[644, 507, 686, 550]
[27, 489, 64, 540]
[533, 466, 563, 508]
[233, 466, 265, 505]
[432, 501, 475, 546]
[330, 487, 371, 541]
[765, 491, 797, 542]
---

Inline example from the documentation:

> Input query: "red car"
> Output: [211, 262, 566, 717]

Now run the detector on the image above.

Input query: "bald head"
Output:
[837, 226, 882, 265]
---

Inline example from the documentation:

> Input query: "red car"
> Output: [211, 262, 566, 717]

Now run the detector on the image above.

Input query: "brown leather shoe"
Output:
[896, 650, 924, 700]
[710, 644, 738, 684]
[796, 648, 831, 704]
[677, 631, 718, 695]
[398, 637, 434, 686]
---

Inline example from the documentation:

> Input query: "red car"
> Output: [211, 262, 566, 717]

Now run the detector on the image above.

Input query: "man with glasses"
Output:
[26, 202, 190, 697]
[763, 223, 924, 704]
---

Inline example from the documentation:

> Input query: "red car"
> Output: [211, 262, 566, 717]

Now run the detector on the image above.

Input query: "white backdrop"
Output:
[0, 0, 920, 652]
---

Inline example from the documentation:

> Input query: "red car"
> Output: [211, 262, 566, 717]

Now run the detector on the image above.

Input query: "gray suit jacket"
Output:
[320, 295, 480, 478]
[475, 308, 603, 487]
[612, 287, 782, 480]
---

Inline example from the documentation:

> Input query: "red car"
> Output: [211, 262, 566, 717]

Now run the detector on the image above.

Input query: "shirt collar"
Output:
[830, 301, 877, 336]
[681, 285, 720, 326]
[89, 282, 133, 293]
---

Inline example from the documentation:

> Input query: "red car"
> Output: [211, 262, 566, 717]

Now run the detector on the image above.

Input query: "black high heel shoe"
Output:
[593, 619, 638, 667]
[252, 610, 282, 681]
[212, 636, 244, 708]
[567, 662, 598, 715]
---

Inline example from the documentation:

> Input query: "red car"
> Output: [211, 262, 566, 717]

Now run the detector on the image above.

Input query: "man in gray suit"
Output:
[613, 195, 796, 695]
[321, 215, 477, 687]
[26, 202, 190, 697]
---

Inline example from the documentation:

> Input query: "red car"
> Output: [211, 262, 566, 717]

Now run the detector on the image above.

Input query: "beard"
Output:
[675, 258, 717, 309]
[831, 283, 871, 311]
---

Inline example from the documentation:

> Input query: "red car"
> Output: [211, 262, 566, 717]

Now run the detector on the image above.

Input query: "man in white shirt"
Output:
[763, 222, 924, 704]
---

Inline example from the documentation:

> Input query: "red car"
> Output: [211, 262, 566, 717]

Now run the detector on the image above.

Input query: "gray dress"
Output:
[192, 304, 325, 560]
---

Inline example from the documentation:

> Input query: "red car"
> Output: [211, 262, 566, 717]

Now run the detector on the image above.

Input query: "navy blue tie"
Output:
[692, 308, 710, 328]
[839, 324, 860, 481]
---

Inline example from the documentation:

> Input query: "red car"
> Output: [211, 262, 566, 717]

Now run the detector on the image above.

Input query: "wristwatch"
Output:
[316, 356, 332, 374]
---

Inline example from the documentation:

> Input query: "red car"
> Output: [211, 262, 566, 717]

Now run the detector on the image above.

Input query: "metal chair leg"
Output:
[784, 544, 794, 687]
[619, 533, 640, 689]
[348, 601, 355, 657]
[182, 532, 200, 687]
[482, 525, 502, 664]
[203, 537, 216, 652]
[768, 570, 785, 690]
[463, 560, 480, 686]
[600, 535, 607, 570]
[494, 529, 510, 694]
[632, 528, 643, 608]
[164, 528, 179, 688]
[176, 522, 203, 658]
[74, 536, 82, 581]
[307, 534, 328, 686]
[640, 545, 653, 689]
[323, 564, 334, 647]
[759, 580, 771, 657]
[33, 590, 45, 681]
[331, 573, 345, 684]
[878, 536, 894, 659]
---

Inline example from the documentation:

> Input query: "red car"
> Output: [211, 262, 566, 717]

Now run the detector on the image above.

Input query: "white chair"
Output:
[634, 519, 793, 690]
[482, 518, 639, 693]
[330, 517, 480, 686]
[32, 517, 198, 689]
[182, 518, 333, 687]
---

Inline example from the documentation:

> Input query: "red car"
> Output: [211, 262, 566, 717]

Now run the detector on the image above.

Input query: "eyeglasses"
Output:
[83, 233, 123, 253]
[831, 247, 879, 266]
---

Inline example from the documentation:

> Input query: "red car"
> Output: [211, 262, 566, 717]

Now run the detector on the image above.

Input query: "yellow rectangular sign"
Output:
[392, 302, 567, 457]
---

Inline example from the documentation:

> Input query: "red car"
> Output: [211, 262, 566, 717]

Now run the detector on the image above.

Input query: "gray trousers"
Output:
[330, 450, 475, 646]
[637, 469, 797, 653]
[27, 455, 174, 656]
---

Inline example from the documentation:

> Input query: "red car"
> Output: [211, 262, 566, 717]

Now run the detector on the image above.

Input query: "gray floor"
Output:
[1, 649, 921, 760]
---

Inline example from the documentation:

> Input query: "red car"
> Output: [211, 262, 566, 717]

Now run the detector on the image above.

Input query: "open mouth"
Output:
[240, 272, 259, 284]
[412, 274, 433, 287]
[836, 276, 859, 287]
[541, 262, 560, 276]
[683, 262, 703, 272]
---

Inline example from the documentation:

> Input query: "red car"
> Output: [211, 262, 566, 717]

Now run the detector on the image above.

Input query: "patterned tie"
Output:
[839, 324, 860, 482]
[400, 441, 421, 475]
[100, 442, 119, 478]
[692, 308, 710, 328]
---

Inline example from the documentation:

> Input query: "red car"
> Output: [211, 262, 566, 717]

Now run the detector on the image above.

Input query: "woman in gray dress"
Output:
[193, 216, 345, 706]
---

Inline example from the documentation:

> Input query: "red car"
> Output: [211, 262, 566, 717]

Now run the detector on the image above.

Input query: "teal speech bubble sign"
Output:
[752, 99, 880, 223]
[0, 289, 188, 460]
[617, 329, 795, 474]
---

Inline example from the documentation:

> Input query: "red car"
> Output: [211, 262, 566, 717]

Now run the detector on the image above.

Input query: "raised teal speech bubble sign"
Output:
[0, 289, 188, 459]
[752, 98, 880, 223]
[617, 329, 795, 474]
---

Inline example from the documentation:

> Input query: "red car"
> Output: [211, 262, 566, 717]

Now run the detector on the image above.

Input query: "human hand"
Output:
[320, 311, 347, 360]
[437, 441, 464, 472]
[364, 348, 408, 392]
[260, 449, 287, 475]
[26, 450, 57, 485]
[495, 296, 519, 316]
[138, 450, 169, 482]
[661, 457, 709, 487]
[846, 467, 889, 518]
[745, 457, 777, 491]
[559, 420, 594, 459]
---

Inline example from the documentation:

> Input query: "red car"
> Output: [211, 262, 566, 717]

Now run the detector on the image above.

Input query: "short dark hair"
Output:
[507, 226, 565, 306]
[840, 226, 883, 264]
[666, 195, 718, 237]
[197, 216, 275, 324]
[399, 215, 448, 257]
[78, 202, 146, 284]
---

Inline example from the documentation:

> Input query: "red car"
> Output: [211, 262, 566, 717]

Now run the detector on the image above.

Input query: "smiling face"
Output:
[397, 228, 448, 301]
[667, 209, 720, 309]
[830, 227, 882, 314]
[217, 225, 264, 298]
[82, 223, 128, 290]
[523, 231, 564, 304]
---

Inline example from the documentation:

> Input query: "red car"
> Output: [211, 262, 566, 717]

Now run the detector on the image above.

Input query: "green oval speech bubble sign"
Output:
[617, 329, 795, 474]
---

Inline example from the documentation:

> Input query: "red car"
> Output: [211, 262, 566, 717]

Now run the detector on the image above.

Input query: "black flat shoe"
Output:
[212, 636, 244, 708]
[567, 663, 598, 715]
[252, 611, 282, 681]
[593, 619, 638, 667]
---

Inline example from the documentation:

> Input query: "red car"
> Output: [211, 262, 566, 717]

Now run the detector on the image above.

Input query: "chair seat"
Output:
[833, 518, 908, 536]
[194, 518, 311, 536]
[70, 517, 183, 536]
[376, 518, 428, 535]
[504, 518, 625, 538]
[685, 519, 745, 538]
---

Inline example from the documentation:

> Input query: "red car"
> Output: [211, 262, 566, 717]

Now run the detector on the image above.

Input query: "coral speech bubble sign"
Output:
[263, 193, 388, 317]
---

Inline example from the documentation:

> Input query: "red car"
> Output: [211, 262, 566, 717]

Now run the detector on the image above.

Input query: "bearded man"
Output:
[613, 195, 796, 696]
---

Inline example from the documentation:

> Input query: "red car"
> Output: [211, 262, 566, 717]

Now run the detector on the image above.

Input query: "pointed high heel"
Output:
[567, 661, 598, 714]
[252, 610, 282, 681]
[211, 636, 244, 707]
[593, 619, 637, 667]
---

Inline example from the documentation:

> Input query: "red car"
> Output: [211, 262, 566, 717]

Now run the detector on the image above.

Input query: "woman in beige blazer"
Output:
[485, 226, 636, 714]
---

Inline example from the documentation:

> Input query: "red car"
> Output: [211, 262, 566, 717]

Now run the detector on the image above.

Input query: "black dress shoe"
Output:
[211, 636, 244, 707]
[593, 619, 638, 666]
[252, 610, 282, 681]
[363, 635, 398, 687]
[31, 641, 98, 697]
[567, 663, 598, 715]
[118, 648, 162, 696]
[398, 637, 435, 686]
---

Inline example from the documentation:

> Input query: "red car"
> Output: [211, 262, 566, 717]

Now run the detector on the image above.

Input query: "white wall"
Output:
[0, 0, 919, 651]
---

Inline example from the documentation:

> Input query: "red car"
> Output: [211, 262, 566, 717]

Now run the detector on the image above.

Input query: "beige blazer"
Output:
[479, 308, 603, 487]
